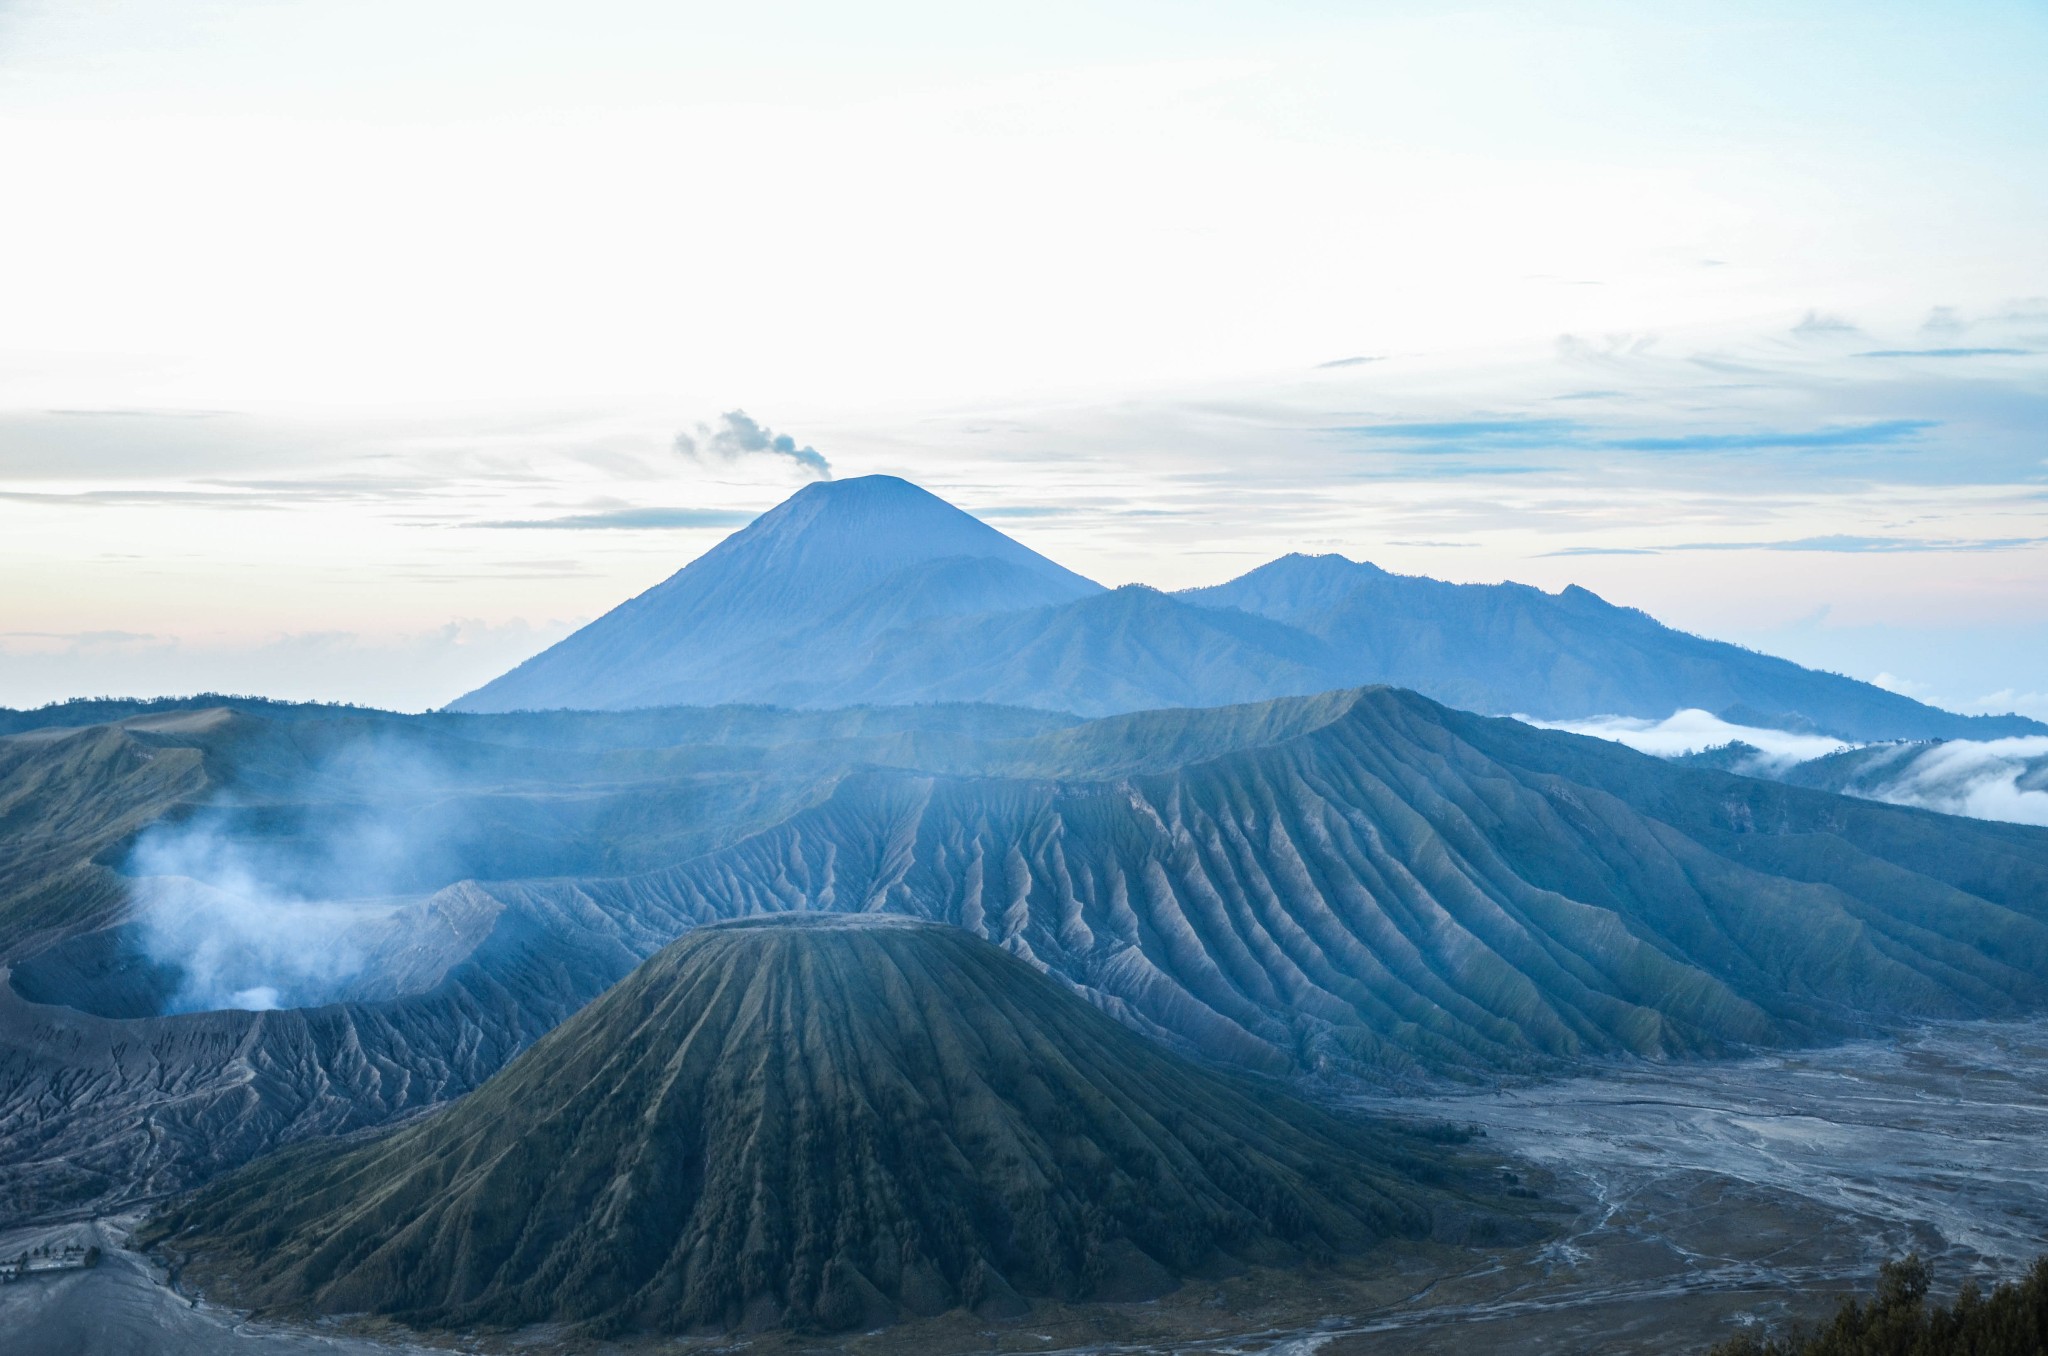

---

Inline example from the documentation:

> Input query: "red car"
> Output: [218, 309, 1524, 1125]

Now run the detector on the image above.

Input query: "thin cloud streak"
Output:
[472, 508, 759, 531]
[1856, 347, 2031, 358]
[1547, 535, 2048, 556]
[1602, 420, 1935, 452]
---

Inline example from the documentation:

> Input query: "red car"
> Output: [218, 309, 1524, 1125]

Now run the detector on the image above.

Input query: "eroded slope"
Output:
[536, 688, 2048, 1079]
[8, 688, 2048, 1229]
[148, 916, 1507, 1334]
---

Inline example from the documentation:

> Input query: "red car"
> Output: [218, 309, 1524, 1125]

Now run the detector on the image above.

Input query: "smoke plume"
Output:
[674, 410, 831, 479]
[122, 736, 466, 1013]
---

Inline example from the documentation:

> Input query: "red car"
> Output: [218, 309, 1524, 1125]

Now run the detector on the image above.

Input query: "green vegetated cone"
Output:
[147, 914, 1517, 1334]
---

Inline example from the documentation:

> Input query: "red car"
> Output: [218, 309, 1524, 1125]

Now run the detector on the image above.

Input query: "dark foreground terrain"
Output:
[145, 916, 1526, 1334]
[4, 685, 2047, 1352]
[7, 1015, 2044, 1355]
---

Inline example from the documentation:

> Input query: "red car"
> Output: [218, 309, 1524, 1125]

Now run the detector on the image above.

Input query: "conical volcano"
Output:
[450, 475, 1101, 713]
[148, 914, 1495, 1334]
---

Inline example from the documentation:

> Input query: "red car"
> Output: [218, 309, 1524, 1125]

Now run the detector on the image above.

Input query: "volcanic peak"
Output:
[148, 913, 1501, 1333]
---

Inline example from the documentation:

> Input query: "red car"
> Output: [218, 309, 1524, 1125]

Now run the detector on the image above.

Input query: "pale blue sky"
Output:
[0, 1, 2043, 711]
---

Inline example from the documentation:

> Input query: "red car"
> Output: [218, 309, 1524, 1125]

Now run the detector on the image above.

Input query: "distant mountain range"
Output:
[450, 476, 2039, 743]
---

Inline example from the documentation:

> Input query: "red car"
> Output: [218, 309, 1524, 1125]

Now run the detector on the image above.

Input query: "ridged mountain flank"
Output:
[493, 687, 2048, 1080]
[147, 915, 1505, 1334]
[12, 690, 2048, 1234]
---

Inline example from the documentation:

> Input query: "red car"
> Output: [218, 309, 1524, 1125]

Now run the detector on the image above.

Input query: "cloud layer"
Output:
[1531, 711, 2048, 829]
[1857, 737, 2048, 828]
[2, 306, 2043, 710]
[1522, 709, 1853, 767]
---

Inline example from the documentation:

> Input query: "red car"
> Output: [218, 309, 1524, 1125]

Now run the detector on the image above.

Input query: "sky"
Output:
[1, 0, 2044, 714]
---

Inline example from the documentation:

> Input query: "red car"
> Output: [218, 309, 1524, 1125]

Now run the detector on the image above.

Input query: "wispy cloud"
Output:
[970, 505, 1069, 519]
[0, 488, 273, 507]
[1850, 737, 2048, 827]
[1, 474, 456, 509]
[1547, 534, 2048, 556]
[44, 408, 239, 419]
[1667, 534, 2047, 554]
[1530, 712, 2048, 828]
[1331, 416, 1939, 457]
[1856, 347, 2030, 359]
[1345, 461, 1559, 479]
[1316, 355, 1383, 369]
[1338, 418, 1580, 443]
[1604, 420, 1935, 452]
[1523, 709, 1853, 767]
[471, 507, 758, 530]
[1793, 310, 1862, 337]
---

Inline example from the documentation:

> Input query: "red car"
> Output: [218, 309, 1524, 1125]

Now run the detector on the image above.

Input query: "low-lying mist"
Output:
[1520, 709, 1852, 767]
[1850, 736, 2048, 827]
[1531, 710, 2048, 829]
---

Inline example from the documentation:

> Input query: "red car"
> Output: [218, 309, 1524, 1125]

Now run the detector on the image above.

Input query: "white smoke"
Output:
[124, 849, 403, 1014]
[1519, 709, 1854, 767]
[122, 736, 458, 1013]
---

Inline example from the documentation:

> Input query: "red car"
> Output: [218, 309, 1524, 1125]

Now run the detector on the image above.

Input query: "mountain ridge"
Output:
[470, 684, 2048, 1080]
[1185, 552, 2039, 741]
[448, 478, 2039, 742]
[8, 688, 2048, 1228]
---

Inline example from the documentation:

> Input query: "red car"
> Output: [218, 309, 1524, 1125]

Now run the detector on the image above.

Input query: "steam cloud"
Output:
[123, 737, 464, 1013]
[675, 410, 831, 479]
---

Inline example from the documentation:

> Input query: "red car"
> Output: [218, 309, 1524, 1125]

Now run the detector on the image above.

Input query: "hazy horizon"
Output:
[3, 1, 2044, 714]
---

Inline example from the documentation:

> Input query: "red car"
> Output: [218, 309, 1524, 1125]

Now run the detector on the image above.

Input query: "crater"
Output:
[9, 882, 505, 1019]
[9, 924, 186, 1019]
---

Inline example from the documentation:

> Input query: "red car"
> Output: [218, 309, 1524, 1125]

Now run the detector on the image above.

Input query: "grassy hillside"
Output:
[146, 916, 1518, 1334]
